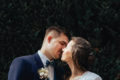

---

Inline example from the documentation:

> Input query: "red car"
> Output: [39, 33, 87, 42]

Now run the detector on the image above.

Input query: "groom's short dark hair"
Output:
[45, 26, 70, 39]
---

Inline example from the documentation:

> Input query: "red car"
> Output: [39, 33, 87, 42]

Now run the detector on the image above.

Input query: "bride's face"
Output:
[61, 40, 75, 62]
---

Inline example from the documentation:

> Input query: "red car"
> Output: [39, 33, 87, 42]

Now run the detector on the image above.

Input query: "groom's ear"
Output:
[47, 36, 52, 43]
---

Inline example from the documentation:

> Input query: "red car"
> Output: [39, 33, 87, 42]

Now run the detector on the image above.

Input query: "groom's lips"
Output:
[58, 52, 61, 55]
[57, 50, 62, 56]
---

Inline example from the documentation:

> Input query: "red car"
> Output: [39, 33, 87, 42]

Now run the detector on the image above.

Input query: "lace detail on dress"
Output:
[73, 76, 81, 80]
[72, 71, 88, 80]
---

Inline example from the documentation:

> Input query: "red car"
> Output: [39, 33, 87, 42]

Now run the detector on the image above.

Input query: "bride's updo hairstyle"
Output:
[71, 37, 92, 71]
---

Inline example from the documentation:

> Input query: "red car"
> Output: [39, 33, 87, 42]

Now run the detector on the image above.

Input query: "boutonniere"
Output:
[38, 68, 49, 80]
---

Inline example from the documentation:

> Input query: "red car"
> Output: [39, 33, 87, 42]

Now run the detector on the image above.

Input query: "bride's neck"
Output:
[67, 61, 85, 80]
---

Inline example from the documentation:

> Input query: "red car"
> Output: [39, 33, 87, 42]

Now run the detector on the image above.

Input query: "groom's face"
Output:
[48, 33, 68, 59]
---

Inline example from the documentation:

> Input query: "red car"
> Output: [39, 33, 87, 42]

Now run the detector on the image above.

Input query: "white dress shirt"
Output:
[38, 50, 54, 80]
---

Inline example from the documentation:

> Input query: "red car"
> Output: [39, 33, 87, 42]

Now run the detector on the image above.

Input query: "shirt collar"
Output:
[38, 50, 50, 66]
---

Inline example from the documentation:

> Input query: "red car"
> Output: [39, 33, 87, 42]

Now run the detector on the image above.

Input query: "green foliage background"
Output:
[0, 0, 120, 80]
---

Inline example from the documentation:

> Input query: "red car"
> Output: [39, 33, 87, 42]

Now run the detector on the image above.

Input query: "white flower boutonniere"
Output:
[38, 68, 49, 79]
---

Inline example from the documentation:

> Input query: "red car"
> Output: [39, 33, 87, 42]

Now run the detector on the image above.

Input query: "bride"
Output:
[61, 37, 102, 80]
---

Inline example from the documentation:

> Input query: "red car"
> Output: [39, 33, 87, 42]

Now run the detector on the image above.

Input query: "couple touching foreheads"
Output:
[8, 26, 102, 80]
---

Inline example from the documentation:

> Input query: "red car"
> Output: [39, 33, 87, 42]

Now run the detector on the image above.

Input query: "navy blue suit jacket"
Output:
[8, 53, 64, 80]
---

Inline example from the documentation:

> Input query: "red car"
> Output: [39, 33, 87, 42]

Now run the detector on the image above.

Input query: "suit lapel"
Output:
[33, 53, 44, 69]
[33, 53, 60, 80]
[32, 53, 44, 80]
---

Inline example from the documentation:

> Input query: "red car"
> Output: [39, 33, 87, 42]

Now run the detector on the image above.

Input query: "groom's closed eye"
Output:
[59, 41, 67, 47]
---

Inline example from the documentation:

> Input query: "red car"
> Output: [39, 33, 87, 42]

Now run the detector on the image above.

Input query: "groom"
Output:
[8, 26, 70, 80]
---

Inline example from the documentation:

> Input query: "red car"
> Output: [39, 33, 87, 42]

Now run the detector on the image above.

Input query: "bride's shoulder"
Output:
[74, 71, 102, 80]
[83, 71, 102, 80]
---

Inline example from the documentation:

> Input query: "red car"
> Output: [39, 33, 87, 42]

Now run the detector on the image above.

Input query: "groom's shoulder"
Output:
[14, 54, 32, 60]
[11, 53, 36, 65]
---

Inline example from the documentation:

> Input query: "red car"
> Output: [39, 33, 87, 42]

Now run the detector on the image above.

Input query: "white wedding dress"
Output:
[73, 71, 102, 80]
